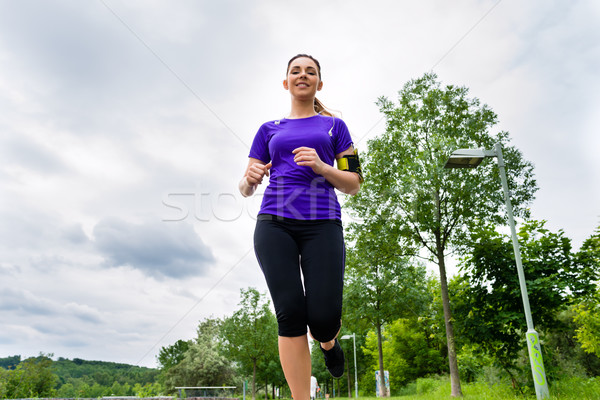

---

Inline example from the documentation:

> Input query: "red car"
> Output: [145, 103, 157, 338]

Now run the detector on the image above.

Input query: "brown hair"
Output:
[286, 54, 335, 117]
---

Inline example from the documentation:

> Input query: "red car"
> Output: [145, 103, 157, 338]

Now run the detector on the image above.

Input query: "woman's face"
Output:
[284, 57, 323, 100]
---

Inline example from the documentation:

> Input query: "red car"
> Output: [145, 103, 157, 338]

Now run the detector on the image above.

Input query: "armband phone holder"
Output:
[336, 149, 364, 183]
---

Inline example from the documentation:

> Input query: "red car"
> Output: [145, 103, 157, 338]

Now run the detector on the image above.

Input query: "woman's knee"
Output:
[307, 312, 341, 343]
[276, 300, 308, 337]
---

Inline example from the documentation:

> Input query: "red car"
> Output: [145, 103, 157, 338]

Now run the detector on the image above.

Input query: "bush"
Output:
[551, 376, 600, 398]
[461, 381, 515, 399]
[415, 376, 445, 395]
[396, 381, 417, 396]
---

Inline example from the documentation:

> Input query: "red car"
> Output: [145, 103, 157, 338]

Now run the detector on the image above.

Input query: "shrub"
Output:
[416, 376, 445, 394]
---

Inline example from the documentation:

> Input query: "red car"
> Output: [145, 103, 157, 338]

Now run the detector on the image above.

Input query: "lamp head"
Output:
[444, 149, 489, 169]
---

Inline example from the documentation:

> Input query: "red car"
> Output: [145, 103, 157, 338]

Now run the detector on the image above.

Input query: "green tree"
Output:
[343, 235, 429, 397]
[574, 294, 600, 357]
[0, 354, 58, 398]
[258, 358, 285, 400]
[57, 382, 77, 398]
[454, 220, 596, 388]
[158, 339, 191, 371]
[0, 356, 21, 370]
[0, 367, 8, 399]
[51, 357, 158, 389]
[163, 318, 234, 391]
[220, 288, 279, 400]
[543, 308, 600, 380]
[362, 318, 445, 393]
[345, 72, 537, 397]
[572, 224, 600, 357]
[310, 340, 330, 396]
[109, 381, 132, 396]
[133, 382, 164, 397]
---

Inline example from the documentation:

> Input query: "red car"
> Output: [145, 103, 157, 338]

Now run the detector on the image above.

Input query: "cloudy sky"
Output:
[1, 0, 599, 368]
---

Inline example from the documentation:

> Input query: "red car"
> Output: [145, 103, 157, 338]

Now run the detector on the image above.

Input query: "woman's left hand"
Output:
[292, 147, 326, 175]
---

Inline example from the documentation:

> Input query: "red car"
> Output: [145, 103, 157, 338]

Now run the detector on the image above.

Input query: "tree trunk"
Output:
[437, 245, 463, 397]
[252, 359, 257, 400]
[376, 322, 389, 397]
[265, 376, 268, 400]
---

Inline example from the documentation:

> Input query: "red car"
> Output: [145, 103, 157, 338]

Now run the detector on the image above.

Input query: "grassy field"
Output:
[350, 376, 600, 400]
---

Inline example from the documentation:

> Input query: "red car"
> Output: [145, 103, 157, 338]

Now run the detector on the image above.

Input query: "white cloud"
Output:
[93, 216, 215, 279]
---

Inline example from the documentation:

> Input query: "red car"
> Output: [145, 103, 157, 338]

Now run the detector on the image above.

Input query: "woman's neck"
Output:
[287, 99, 317, 119]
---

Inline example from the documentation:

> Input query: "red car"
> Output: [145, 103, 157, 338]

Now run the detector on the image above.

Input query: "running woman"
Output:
[239, 54, 362, 400]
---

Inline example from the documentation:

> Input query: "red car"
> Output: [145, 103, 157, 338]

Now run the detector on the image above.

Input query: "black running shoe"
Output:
[320, 339, 345, 378]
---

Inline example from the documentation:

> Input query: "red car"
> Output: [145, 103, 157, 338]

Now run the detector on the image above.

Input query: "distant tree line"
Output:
[0, 354, 161, 398]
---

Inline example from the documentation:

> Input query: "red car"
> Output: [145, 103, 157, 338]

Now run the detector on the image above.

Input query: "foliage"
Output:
[0, 354, 57, 399]
[573, 293, 600, 357]
[157, 339, 191, 371]
[344, 235, 431, 327]
[573, 224, 600, 296]
[456, 344, 493, 383]
[454, 220, 597, 382]
[572, 224, 600, 357]
[549, 376, 600, 399]
[220, 287, 279, 400]
[0, 354, 161, 398]
[415, 377, 445, 395]
[345, 72, 536, 397]
[540, 307, 600, 381]
[0, 356, 21, 370]
[362, 319, 446, 393]
[356, 72, 537, 258]
[355, 376, 600, 398]
[343, 235, 430, 396]
[134, 382, 165, 397]
[162, 318, 235, 391]
[52, 356, 159, 387]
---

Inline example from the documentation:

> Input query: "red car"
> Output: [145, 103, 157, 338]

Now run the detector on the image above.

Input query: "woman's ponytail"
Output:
[314, 98, 335, 117]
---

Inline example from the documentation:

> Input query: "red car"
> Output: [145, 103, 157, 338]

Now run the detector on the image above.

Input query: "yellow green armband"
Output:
[337, 149, 364, 183]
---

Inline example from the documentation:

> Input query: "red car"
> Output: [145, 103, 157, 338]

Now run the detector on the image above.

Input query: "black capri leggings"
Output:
[253, 214, 345, 342]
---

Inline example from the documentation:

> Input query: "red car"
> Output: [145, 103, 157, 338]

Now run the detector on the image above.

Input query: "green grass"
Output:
[348, 376, 600, 400]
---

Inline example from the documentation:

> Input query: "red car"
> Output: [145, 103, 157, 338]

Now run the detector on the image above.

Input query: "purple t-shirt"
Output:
[248, 114, 354, 220]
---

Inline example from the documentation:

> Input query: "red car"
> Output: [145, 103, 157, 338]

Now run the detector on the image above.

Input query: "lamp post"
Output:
[444, 143, 550, 400]
[340, 333, 358, 398]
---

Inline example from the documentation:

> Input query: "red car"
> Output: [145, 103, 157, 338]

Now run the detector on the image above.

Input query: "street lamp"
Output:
[444, 143, 550, 400]
[340, 334, 358, 398]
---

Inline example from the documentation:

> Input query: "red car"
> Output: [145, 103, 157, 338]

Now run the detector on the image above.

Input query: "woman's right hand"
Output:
[246, 162, 272, 186]
[240, 158, 272, 197]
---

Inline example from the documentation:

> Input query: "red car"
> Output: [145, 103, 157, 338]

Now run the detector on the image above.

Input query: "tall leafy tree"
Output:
[0, 354, 57, 399]
[573, 224, 600, 357]
[345, 72, 537, 397]
[157, 339, 191, 371]
[453, 220, 597, 387]
[362, 318, 446, 392]
[574, 294, 600, 357]
[162, 318, 234, 391]
[343, 237, 428, 397]
[220, 288, 278, 400]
